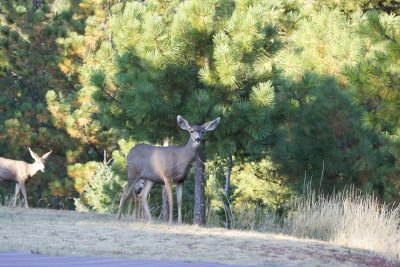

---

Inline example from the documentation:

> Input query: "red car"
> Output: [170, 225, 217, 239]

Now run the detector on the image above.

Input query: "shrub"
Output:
[74, 161, 123, 213]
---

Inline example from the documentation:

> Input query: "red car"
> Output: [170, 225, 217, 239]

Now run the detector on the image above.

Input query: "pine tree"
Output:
[272, 5, 393, 198]
[44, 0, 123, 205]
[0, 0, 78, 206]
[0, 0, 116, 207]
[344, 11, 400, 201]
[87, 0, 286, 223]
[277, 7, 363, 81]
[271, 73, 382, 193]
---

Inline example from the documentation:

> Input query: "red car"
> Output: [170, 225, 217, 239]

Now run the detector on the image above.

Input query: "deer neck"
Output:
[182, 139, 200, 162]
[27, 163, 40, 177]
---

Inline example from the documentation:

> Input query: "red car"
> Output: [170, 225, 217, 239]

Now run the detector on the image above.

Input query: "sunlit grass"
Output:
[286, 187, 400, 260]
[0, 185, 399, 265]
[229, 187, 400, 261]
[0, 206, 396, 266]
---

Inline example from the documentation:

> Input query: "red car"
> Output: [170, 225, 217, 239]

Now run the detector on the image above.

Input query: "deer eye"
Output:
[190, 130, 194, 133]
[201, 131, 204, 134]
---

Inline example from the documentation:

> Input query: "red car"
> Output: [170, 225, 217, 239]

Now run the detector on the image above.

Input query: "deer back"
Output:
[126, 144, 196, 184]
[0, 157, 29, 182]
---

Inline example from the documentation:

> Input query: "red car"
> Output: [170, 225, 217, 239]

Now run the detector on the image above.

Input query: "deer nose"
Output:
[195, 138, 201, 143]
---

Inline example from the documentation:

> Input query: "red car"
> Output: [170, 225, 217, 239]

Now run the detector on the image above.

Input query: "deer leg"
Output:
[141, 180, 154, 221]
[117, 183, 134, 219]
[164, 181, 174, 224]
[12, 183, 21, 208]
[176, 183, 183, 224]
[128, 194, 134, 216]
[129, 193, 138, 217]
[19, 183, 29, 209]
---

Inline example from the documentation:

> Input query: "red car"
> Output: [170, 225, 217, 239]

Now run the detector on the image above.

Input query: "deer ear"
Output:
[28, 148, 39, 160]
[42, 150, 52, 160]
[202, 117, 220, 131]
[177, 115, 190, 130]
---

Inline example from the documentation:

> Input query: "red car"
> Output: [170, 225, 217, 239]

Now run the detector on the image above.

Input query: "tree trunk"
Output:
[32, 0, 44, 11]
[193, 153, 206, 226]
[223, 154, 233, 229]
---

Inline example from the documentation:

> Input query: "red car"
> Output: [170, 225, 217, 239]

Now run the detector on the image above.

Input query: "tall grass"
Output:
[286, 187, 400, 260]
[0, 195, 25, 208]
[223, 186, 400, 260]
[230, 206, 286, 233]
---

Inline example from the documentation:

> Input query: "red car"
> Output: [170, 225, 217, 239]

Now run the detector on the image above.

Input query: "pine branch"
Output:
[61, 74, 78, 93]
[10, 71, 37, 120]
[107, 0, 118, 53]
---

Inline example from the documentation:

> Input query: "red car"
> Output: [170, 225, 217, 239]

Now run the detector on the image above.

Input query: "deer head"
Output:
[177, 115, 220, 147]
[28, 148, 52, 172]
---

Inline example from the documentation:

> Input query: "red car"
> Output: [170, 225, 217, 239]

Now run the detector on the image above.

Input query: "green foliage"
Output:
[277, 8, 362, 80]
[298, 0, 400, 15]
[86, 1, 286, 223]
[0, 0, 399, 217]
[70, 139, 131, 213]
[344, 11, 400, 201]
[271, 74, 382, 193]
[74, 161, 123, 213]
[0, 0, 80, 206]
[91, 0, 281, 163]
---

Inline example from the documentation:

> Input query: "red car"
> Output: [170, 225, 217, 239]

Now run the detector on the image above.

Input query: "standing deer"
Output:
[0, 148, 52, 208]
[117, 115, 220, 224]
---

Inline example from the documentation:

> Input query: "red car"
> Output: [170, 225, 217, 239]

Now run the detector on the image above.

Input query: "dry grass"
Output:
[0, 207, 398, 266]
[286, 188, 400, 261]
[214, 187, 400, 263]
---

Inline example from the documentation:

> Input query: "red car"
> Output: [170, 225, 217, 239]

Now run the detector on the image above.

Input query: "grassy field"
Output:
[0, 207, 398, 267]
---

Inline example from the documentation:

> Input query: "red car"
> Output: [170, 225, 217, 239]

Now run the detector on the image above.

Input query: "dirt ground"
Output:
[0, 207, 397, 267]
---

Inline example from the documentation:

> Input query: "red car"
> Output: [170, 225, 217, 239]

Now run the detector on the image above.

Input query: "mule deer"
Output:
[117, 115, 220, 224]
[0, 148, 52, 208]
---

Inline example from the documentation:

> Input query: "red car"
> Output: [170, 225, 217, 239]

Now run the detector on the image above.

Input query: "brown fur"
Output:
[117, 115, 220, 224]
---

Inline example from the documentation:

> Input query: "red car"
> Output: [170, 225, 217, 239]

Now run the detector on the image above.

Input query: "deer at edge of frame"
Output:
[0, 148, 52, 208]
[117, 115, 220, 224]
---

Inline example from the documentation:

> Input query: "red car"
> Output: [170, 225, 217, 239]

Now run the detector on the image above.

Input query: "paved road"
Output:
[0, 252, 269, 267]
